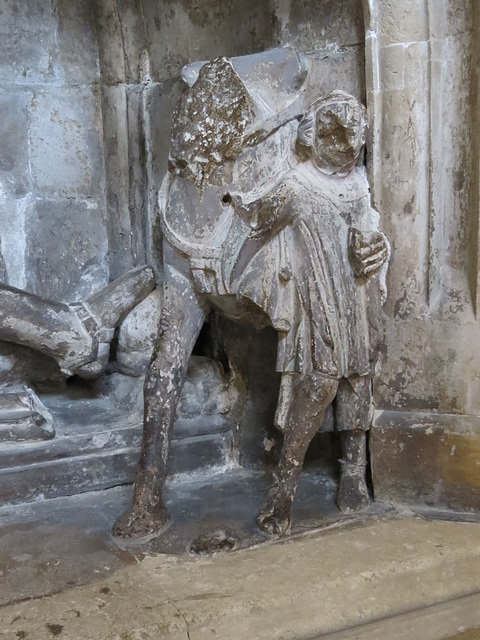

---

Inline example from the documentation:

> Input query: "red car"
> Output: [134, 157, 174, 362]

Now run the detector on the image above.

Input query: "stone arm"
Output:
[348, 227, 389, 278]
[348, 209, 391, 303]
[231, 183, 297, 240]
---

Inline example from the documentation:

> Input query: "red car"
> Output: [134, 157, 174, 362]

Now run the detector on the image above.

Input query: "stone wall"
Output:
[0, 0, 108, 301]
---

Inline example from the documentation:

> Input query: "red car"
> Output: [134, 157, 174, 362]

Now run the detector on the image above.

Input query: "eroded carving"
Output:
[113, 50, 389, 541]
[0, 266, 155, 440]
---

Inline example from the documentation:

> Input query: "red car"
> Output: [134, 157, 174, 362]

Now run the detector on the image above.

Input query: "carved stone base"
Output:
[371, 410, 480, 512]
[0, 387, 55, 443]
[0, 389, 233, 507]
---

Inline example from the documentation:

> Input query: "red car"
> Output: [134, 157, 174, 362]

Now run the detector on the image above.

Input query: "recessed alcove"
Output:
[0, 0, 369, 514]
[2, 1, 480, 635]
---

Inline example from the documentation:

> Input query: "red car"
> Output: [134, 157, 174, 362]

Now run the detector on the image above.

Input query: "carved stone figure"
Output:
[234, 92, 390, 534]
[0, 266, 155, 440]
[112, 50, 389, 541]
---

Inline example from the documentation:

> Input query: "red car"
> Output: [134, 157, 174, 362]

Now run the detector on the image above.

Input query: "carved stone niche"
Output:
[0, 0, 375, 535]
[2, 0, 478, 557]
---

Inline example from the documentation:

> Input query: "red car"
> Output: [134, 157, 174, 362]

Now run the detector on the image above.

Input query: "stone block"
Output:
[0, 0, 59, 84]
[428, 32, 479, 313]
[377, 41, 430, 319]
[142, 0, 279, 82]
[371, 410, 480, 512]
[24, 198, 108, 301]
[377, 0, 428, 46]
[56, 0, 100, 85]
[0, 449, 141, 505]
[167, 433, 230, 475]
[0, 195, 28, 289]
[100, 84, 133, 278]
[374, 318, 474, 415]
[428, 0, 476, 40]
[125, 85, 147, 264]
[28, 86, 105, 199]
[302, 46, 366, 107]
[283, 0, 364, 51]
[379, 43, 405, 91]
[143, 80, 183, 270]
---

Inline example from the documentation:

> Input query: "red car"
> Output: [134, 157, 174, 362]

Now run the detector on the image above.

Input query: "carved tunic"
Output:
[232, 163, 384, 378]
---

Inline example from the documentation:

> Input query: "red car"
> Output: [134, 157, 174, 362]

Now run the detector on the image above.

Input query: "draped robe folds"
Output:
[231, 162, 385, 379]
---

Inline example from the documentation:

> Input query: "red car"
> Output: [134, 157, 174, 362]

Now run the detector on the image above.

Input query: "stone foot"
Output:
[256, 490, 292, 536]
[112, 503, 171, 542]
[336, 466, 370, 513]
[67, 266, 156, 378]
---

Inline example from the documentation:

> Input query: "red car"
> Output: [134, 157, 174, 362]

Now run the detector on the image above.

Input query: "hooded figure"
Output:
[230, 91, 390, 534]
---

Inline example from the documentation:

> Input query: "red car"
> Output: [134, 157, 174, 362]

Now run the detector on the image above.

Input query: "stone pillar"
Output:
[366, 0, 480, 511]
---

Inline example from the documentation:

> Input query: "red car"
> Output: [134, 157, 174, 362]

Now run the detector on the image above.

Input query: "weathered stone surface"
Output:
[278, 0, 364, 51]
[114, 50, 389, 542]
[0, 388, 232, 505]
[1, 0, 480, 534]
[28, 87, 105, 199]
[141, 0, 280, 83]
[0, 0, 59, 84]
[0, 387, 54, 443]
[56, 0, 100, 85]
[177, 356, 239, 420]
[377, 0, 428, 47]
[0, 91, 31, 198]
[372, 411, 480, 511]
[302, 47, 366, 107]
[2, 517, 480, 639]
[117, 289, 162, 376]
[24, 198, 108, 301]
[0, 195, 28, 290]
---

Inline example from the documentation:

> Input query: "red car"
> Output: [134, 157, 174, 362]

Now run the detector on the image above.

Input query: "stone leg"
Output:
[334, 376, 372, 512]
[257, 372, 338, 536]
[112, 270, 208, 540]
[0, 266, 155, 377]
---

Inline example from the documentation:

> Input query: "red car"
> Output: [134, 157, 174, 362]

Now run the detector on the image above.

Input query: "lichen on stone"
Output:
[170, 57, 256, 185]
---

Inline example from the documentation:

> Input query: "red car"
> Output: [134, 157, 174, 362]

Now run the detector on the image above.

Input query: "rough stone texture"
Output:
[2, 516, 480, 639]
[28, 87, 105, 200]
[0, 0, 109, 300]
[0, 0, 478, 527]
[365, 0, 480, 510]
[0, 0, 59, 85]
[25, 199, 108, 302]
[372, 411, 480, 511]
[117, 289, 163, 376]
[0, 376, 234, 506]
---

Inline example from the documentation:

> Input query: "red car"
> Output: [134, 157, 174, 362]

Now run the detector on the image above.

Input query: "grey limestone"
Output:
[24, 198, 108, 301]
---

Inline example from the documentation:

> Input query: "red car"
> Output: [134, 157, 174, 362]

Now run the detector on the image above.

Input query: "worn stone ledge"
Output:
[2, 516, 480, 640]
[371, 410, 480, 511]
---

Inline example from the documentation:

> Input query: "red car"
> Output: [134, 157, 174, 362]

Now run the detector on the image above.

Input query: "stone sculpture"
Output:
[0, 266, 155, 441]
[113, 49, 389, 540]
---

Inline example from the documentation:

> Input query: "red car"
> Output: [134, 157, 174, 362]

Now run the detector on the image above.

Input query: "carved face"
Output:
[297, 93, 367, 175]
[312, 99, 366, 174]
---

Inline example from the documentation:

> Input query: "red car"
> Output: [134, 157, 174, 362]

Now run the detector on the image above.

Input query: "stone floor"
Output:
[1, 470, 480, 639]
[1, 466, 384, 604]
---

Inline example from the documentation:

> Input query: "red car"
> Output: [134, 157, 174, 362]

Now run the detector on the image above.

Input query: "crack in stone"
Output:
[157, 586, 191, 640]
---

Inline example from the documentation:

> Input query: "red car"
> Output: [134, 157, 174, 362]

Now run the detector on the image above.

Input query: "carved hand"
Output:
[348, 227, 388, 278]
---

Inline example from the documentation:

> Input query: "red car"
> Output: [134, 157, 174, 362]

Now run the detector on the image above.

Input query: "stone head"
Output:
[297, 91, 367, 175]
[169, 57, 255, 186]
